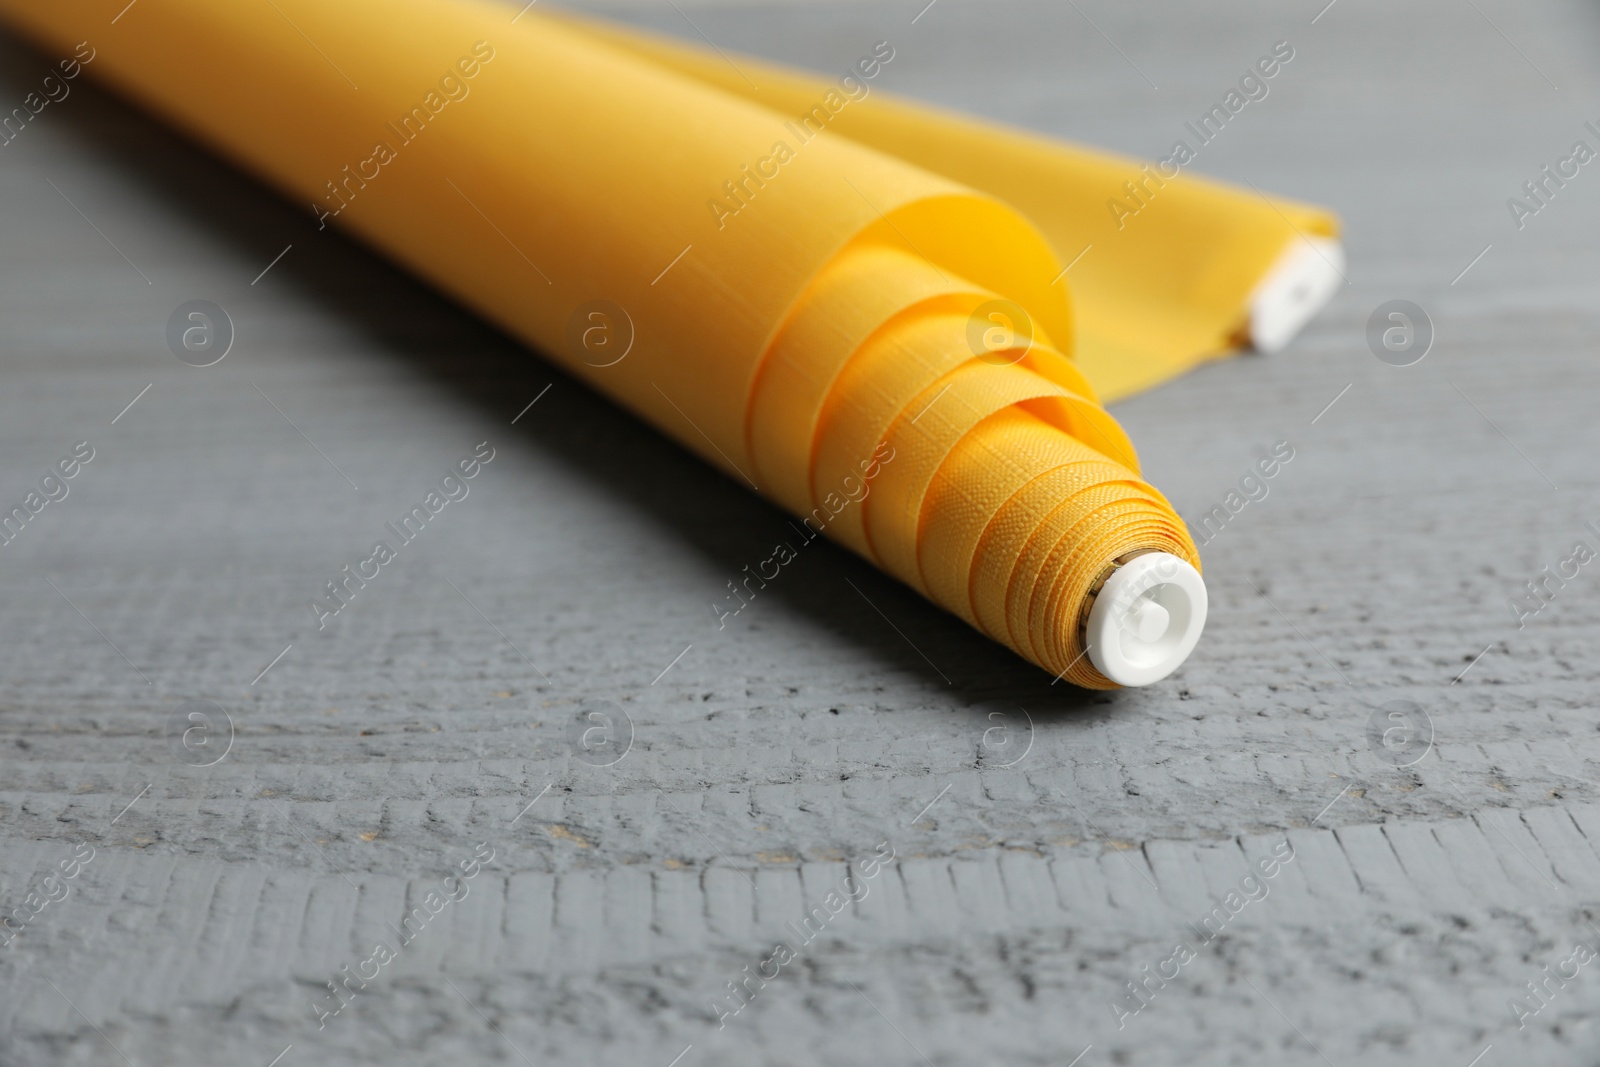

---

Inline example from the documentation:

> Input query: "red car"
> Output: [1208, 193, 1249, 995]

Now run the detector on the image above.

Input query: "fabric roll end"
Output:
[1080, 551, 1207, 687]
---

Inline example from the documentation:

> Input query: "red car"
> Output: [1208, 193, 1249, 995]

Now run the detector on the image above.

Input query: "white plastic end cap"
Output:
[1086, 553, 1208, 687]
[1248, 236, 1345, 354]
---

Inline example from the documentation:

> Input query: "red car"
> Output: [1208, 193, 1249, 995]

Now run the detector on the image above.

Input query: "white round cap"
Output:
[1248, 236, 1345, 354]
[1085, 552, 1207, 687]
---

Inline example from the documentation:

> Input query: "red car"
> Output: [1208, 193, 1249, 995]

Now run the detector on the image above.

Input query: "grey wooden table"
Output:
[2, 0, 1599, 1064]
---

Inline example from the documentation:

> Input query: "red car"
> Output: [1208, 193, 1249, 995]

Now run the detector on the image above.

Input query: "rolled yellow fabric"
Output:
[555, 12, 1341, 400]
[0, 0, 1337, 687]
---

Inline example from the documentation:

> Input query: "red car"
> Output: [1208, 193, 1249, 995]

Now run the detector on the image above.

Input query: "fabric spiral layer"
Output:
[0, 0, 1336, 686]
[751, 238, 1196, 686]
